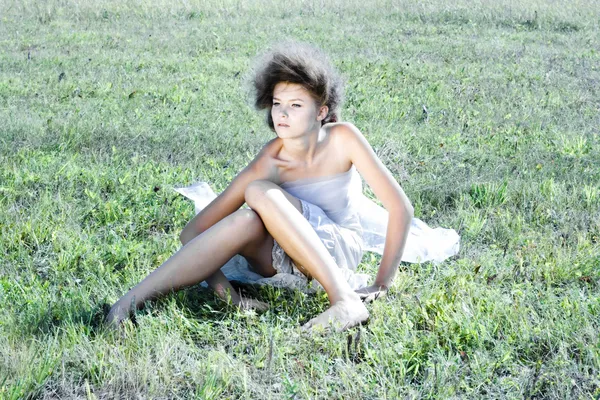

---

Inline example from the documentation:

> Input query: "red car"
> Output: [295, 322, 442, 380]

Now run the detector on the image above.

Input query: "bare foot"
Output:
[302, 298, 369, 332]
[105, 301, 131, 329]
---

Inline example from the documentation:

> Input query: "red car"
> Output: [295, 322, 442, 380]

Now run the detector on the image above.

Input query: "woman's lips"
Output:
[278, 123, 290, 127]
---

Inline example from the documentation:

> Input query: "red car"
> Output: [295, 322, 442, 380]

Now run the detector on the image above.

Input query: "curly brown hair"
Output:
[252, 41, 344, 131]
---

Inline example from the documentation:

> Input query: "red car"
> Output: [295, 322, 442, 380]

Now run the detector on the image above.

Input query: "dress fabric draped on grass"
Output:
[174, 167, 460, 291]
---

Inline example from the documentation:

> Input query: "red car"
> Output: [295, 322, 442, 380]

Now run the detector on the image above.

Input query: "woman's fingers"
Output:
[355, 286, 387, 303]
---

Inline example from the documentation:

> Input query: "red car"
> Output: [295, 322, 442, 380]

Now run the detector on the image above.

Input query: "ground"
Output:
[0, 0, 599, 398]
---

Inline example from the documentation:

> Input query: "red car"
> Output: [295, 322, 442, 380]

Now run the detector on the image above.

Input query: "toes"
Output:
[302, 316, 334, 333]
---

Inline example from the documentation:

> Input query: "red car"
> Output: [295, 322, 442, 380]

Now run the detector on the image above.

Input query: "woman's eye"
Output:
[292, 104, 301, 108]
[272, 102, 280, 107]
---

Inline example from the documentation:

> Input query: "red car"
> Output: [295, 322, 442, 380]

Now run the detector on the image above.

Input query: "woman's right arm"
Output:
[179, 140, 277, 244]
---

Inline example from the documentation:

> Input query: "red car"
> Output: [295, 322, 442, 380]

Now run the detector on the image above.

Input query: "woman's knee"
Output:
[244, 180, 275, 210]
[245, 180, 303, 214]
[231, 209, 273, 265]
[228, 208, 267, 238]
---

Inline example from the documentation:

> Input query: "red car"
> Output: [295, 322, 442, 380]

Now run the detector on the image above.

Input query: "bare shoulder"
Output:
[328, 122, 413, 214]
[325, 121, 368, 156]
[258, 137, 283, 161]
[248, 137, 283, 181]
[316, 122, 358, 170]
[326, 121, 363, 143]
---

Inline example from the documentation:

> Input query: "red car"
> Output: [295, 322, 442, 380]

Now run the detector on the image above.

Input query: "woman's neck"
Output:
[280, 128, 326, 167]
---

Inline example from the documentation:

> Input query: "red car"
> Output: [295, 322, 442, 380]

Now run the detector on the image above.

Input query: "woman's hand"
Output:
[355, 284, 388, 303]
[235, 295, 269, 312]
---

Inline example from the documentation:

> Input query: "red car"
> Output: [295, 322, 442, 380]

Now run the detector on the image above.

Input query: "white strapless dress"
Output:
[175, 166, 460, 291]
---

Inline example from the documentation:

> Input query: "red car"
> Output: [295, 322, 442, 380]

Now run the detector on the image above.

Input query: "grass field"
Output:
[1, 0, 599, 398]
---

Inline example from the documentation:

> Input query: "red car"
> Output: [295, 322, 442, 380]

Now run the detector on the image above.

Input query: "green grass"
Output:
[1, 0, 599, 398]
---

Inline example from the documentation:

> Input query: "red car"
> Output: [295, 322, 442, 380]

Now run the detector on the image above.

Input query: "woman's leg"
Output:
[203, 232, 275, 310]
[106, 209, 274, 325]
[245, 180, 368, 331]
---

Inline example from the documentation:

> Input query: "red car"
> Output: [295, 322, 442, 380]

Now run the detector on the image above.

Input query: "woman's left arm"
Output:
[337, 123, 414, 295]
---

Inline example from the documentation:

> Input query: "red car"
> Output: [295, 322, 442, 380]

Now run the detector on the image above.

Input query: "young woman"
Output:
[107, 42, 414, 331]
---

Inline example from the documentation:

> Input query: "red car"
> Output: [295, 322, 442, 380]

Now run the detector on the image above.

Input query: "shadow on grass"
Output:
[21, 281, 329, 338]
[172, 281, 329, 327]
[14, 286, 221, 338]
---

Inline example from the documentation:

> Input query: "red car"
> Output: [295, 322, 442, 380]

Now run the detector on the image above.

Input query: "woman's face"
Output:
[271, 82, 327, 138]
